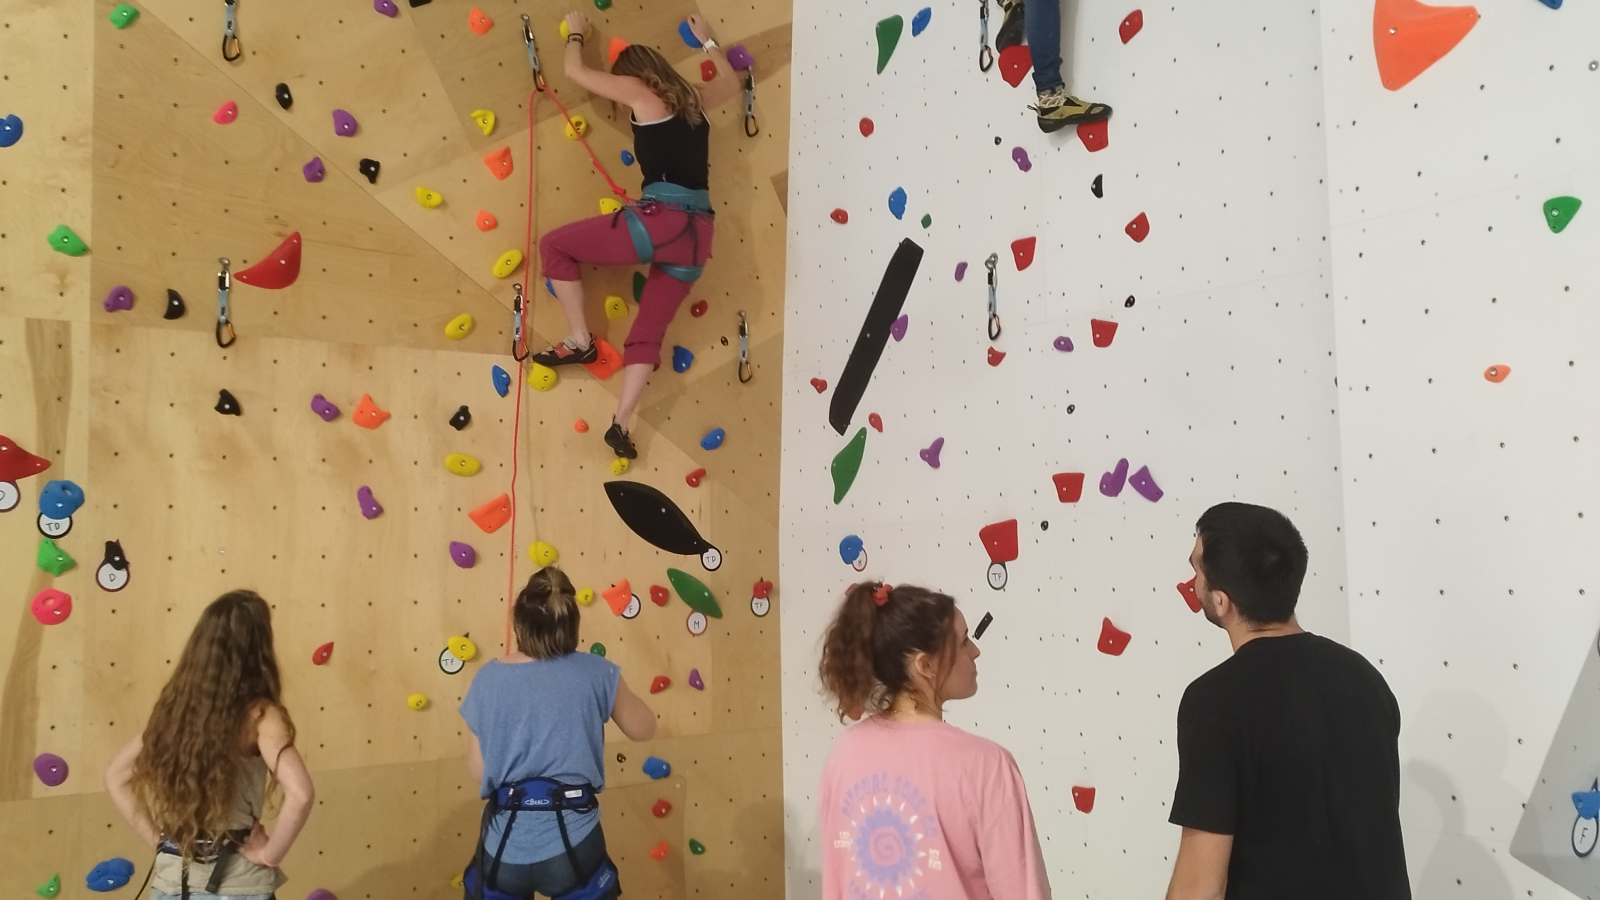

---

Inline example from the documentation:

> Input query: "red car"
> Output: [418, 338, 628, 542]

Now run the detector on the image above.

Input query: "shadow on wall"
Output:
[784, 795, 823, 900]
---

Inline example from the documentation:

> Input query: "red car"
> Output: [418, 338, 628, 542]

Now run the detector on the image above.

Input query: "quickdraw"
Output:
[521, 14, 545, 90]
[742, 69, 759, 137]
[510, 282, 529, 361]
[222, 0, 241, 62]
[978, 0, 994, 72]
[985, 253, 1001, 341]
[215, 257, 236, 348]
[738, 310, 752, 383]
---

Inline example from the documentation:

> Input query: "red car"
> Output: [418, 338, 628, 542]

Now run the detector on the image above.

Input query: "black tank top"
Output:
[631, 113, 710, 191]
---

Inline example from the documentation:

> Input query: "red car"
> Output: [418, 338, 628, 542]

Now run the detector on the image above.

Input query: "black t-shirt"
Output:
[632, 113, 710, 191]
[1170, 632, 1410, 899]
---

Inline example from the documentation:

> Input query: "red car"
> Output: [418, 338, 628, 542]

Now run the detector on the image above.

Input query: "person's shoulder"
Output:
[558, 650, 620, 680]
[931, 722, 1023, 768]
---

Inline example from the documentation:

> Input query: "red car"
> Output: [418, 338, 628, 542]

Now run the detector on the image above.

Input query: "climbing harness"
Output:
[985, 253, 1001, 341]
[738, 310, 752, 383]
[610, 183, 713, 283]
[510, 282, 529, 361]
[742, 70, 759, 137]
[221, 0, 241, 62]
[465, 778, 619, 900]
[978, 0, 994, 72]
[215, 257, 236, 348]
[132, 828, 251, 900]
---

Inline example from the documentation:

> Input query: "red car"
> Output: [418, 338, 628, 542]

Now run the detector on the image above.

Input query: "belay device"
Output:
[464, 777, 620, 900]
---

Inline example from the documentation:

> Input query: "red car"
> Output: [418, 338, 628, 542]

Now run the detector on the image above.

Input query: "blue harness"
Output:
[464, 777, 619, 900]
[615, 182, 714, 283]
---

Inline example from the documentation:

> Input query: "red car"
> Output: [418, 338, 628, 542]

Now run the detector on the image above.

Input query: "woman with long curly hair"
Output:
[531, 11, 742, 461]
[105, 590, 314, 900]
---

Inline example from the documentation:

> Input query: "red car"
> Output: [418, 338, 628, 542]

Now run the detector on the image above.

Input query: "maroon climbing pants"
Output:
[539, 205, 714, 368]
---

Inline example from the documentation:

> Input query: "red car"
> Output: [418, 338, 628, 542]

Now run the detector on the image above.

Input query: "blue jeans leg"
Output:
[1026, 0, 1065, 93]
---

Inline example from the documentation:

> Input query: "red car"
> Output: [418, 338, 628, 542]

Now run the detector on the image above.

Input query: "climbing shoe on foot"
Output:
[605, 422, 638, 459]
[995, 0, 1026, 50]
[1032, 86, 1112, 133]
[532, 336, 598, 368]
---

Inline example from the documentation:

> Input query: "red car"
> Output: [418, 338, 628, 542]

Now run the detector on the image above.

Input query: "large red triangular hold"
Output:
[234, 232, 302, 289]
[1373, 0, 1478, 91]
[1090, 318, 1118, 348]
[1177, 577, 1201, 613]
[997, 44, 1033, 88]
[979, 519, 1019, 564]
[0, 434, 51, 482]
[1010, 236, 1037, 271]
[1052, 472, 1085, 503]
[1125, 212, 1149, 243]
[1077, 119, 1108, 152]
[1072, 785, 1096, 813]
[1119, 9, 1143, 43]
[1098, 618, 1131, 655]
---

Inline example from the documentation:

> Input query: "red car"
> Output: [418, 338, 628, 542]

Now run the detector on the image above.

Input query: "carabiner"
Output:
[511, 282, 529, 361]
[222, 0, 241, 62]
[216, 257, 236, 348]
[737, 310, 752, 384]
[742, 70, 759, 138]
[985, 253, 1001, 341]
[978, 0, 994, 73]
[522, 14, 546, 90]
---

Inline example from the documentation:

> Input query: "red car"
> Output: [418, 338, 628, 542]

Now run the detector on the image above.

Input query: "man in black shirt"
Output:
[1165, 502, 1410, 900]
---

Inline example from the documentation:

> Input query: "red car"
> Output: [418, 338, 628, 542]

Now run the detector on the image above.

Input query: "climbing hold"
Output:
[987, 347, 1006, 366]
[305, 891, 337, 900]
[590, 642, 606, 656]
[47, 225, 88, 256]
[633, 271, 647, 303]
[875, 15, 903, 73]
[1178, 577, 1201, 612]
[653, 798, 674, 819]
[1053, 336, 1074, 352]
[483, 146, 513, 180]
[444, 312, 474, 340]
[234, 232, 302, 289]
[109, 3, 139, 27]
[687, 669, 706, 693]
[701, 427, 726, 450]
[650, 675, 671, 694]
[887, 187, 907, 220]
[752, 580, 774, 600]
[620, 149, 635, 166]
[450, 406, 471, 430]
[831, 427, 867, 503]
[1129, 465, 1163, 502]
[1484, 364, 1510, 383]
[920, 436, 945, 469]
[302, 394, 338, 424]
[358, 158, 381, 183]
[574, 419, 589, 434]
[274, 83, 292, 109]
[689, 839, 706, 855]
[103, 286, 133, 313]
[468, 6, 493, 34]
[36, 481, 81, 537]
[604, 480, 723, 570]
[954, 261, 968, 282]
[608, 36, 629, 65]
[356, 485, 383, 519]
[859, 118, 875, 137]
[311, 642, 333, 665]
[974, 610, 995, 640]
[686, 468, 705, 487]
[470, 109, 495, 135]
[529, 540, 559, 567]
[601, 581, 632, 616]
[648, 585, 671, 607]
[571, 587, 593, 606]
[599, 198, 623, 215]
[493, 249, 523, 279]
[831, 208, 849, 224]
[700, 60, 718, 82]
[920, 213, 933, 228]
[812, 378, 829, 392]
[303, 157, 325, 182]
[450, 541, 476, 568]
[672, 346, 695, 373]
[1091, 319, 1118, 347]
[156, 288, 185, 320]
[407, 693, 428, 711]
[906, 6, 933, 36]
[1100, 458, 1129, 496]
[492, 365, 510, 396]
[565, 116, 588, 140]
[840, 534, 867, 569]
[830, 239, 924, 435]
[1011, 236, 1036, 271]
[1072, 785, 1097, 813]
[1097, 619, 1131, 656]
[332, 109, 358, 136]
[691, 300, 708, 317]
[720, 45, 751, 71]
[978, 519, 1019, 591]
[643, 756, 672, 780]
[1124, 295, 1136, 308]
[374, 0, 398, 16]
[34, 753, 68, 787]
[445, 453, 481, 476]
[213, 101, 239, 124]
[677, 19, 703, 48]
[215, 389, 242, 416]
[95, 540, 131, 592]
[998, 44, 1033, 87]
[1373, 0, 1479, 91]
[35, 873, 60, 898]
[1125, 212, 1150, 242]
[526, 363, 558, 392]
[470, 494, 511, 533]
[31, 588, 71, 625]
[1544, 196, 1581, 233]
[353, 394, 391, 429]
[1078, 119, 1108, 152]
[415, 187, 444, 209]
[1119, 9, 1143, 43]
[449, 635, 477, 662]
[1091, 174, 1103, 198]
[85, 859, 135, 893]
[868, 413, 883, 432]
[650, 841, 671, 861]
[1012, 147, 1032, 172]
[475, 210, 497, 232]
[668, 568, 723, 618]
[0, 435, 51, 513]
[0, 114, 21, 148]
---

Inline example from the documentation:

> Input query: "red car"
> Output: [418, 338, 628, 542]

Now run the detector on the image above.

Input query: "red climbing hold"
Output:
[1077, 119, 1108, 153]
[1010, 236, 1037, 271]
[213, 101, 239, 124]
[0, 434, 51, 483]
[650, 675, 671, 694]
[1119, 9, 1143, 43]
[1125, 212, 1149, 243]
[476, 210, 498, 231]
[811, 378, 828, 393]
[1373, 0, 1479, 91]
[831, 209, 849, 224]
[700, 60, 717, 82]
[1178, 577, 1201, 613]
[234, 232, 302, 289]
[859, 118, 874, 137]
[997, 44, 1032, 87]
[987, 347, 1006, 366]
[690, 300, 708, 317]
[1090, 319, 1118, 348]
[1072, 785, 1096, 813]
[686, 468, 706, 487]
[752, 580, 774, 599]
[868, 413, 883, 432]
[312, 642, 334, 665]
[650, 841, 670, 861]
[1052, 472, 1085, 503]
[650, 584, 671, 606]
[574, 419, 589, 433]
[483, 146, 513, 180]
[1484, 364, 1510, 383]
[1098, 618, 1131, 656]
[653, 799, 672, 818]
[979, 519, 1019, 564]
[583, 337, 623, 380]
[469, 493, 512, 533]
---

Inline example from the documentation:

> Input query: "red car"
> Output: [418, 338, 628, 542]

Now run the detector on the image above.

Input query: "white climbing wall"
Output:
[779, 0, 1345, 895]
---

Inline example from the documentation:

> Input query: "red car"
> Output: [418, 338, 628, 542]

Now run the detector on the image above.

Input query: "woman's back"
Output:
[148, 743, 284, 895]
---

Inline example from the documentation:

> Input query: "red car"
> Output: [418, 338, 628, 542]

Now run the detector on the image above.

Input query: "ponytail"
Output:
[818, 582, 957, 722]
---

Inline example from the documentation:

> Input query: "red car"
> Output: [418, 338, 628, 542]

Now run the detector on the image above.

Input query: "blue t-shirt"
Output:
[459, 653, 620, 864]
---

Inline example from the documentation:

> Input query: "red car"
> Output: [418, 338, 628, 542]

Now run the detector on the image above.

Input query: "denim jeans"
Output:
[152, 893, 275, 900]
[1025, 0, 1065, 92]
[475, 824, 618, 900]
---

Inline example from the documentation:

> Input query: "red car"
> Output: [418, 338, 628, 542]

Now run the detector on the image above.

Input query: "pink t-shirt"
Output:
[818, 715, 1051, 900]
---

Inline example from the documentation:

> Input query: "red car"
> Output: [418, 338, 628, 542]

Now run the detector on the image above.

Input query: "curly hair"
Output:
[611, 43, 705, 126]
[818, 582, 958, 721]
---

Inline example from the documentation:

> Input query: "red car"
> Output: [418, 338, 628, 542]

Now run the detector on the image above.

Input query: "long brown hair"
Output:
[818, 582, 958, 721]
[611, 44, 704, 126]
[131, 590, 294, 857]
[513, 566, 580, 659]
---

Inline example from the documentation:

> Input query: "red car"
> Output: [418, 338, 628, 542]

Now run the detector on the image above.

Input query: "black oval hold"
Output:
[1091, 174, 1103, 198]
[358, 158, 381, 184]
[164, 289, 187, 320]
[1125, 295, 1135, 308]
[1066, 404, 1076, 414]
[994, 136, 1002, 145]
[215, 388, 242, 416]
[408, 0, 432, 5]
[449, 405, 471, 431]
[274, 83, 292, 110]
[1040, 521, 1049, 531]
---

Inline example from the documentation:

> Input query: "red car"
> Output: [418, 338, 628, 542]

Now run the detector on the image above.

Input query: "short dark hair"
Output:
[512, 567, 580, 659]
[1195, 503, 1308, 624]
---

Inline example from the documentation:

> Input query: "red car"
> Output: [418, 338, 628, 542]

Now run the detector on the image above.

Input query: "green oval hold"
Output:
[667, 568, 722, 619]
[830, 427, 867, 504]
[590, 642, 606, 657]
[688, 838, 706, 855]
[109, 3, 140, 28]
[920, 213, 932, 229]
[593, 0, 612, 8]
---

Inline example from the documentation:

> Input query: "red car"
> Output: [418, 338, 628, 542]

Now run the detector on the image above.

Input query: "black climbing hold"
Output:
[1066, 404, 1076, 414]
[974, 611, 994, 640]
[1091, 174, 1103, 198]
[604, 480, 723, 571]
[274, 83, 292, 110]
[104, 540, 128, 570]
[994, 136, 1002, 145]
[1124, 295, 1135, 308]
[163, 289, 186, 320]
[616, 752, 626, 764]
[449, 405, 471, 430]
[358, 158, 381, 184]
[409, 0, 431, 5]
[215, 389, 241, 416]
[829, 238, 924, 435]
[1041, 521, 1049, 530]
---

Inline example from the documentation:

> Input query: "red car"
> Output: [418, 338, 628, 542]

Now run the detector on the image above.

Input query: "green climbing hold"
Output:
[1544, 196, 1582, 234]
[37, 538, 74, 576]
[633, 271, 647, 304]
[667, 567, 723, 619]
[46, 225, 87, 257]
[920, 213, 932, 229]
[830, 427, 867, 504]
[688, 838, 706, 855]
[594, 0, 611, 8]
[36, 874, 61, 898]
[108, 4, 139, 28]
[589, 642, 606, 657]
[875, 15, 903, 74]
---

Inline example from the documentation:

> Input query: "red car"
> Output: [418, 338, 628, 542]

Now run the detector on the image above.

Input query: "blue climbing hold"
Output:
[1576, 785, 1600, 819]
[888, 187, 907, 220]
[700, 427, 725, 451]
[621, 150, 635, 166]
[545, 278, 556, 298]
[678, 20, 703, 48]
[672, 345, 694, 373]
[86, 859, 135, 893]
[1536, 0, 1561, 7]
[839, 534, 865, 565]
[39, 481, 86, 519]
[492, 365, 510, 397]
[643, 755, 672, 779]
[912, 7, 932, 35]
[0, 113, 22, 148]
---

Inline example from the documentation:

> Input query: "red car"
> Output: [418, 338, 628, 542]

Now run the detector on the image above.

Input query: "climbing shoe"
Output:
[531, 336, 598, 368]
[605, 422, 638, 460]
[995, 0, 1025, 50]
[1032, 86, 1112, 134]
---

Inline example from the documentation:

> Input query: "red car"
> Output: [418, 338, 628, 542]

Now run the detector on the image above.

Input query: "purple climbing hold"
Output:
[726, 44, 754, 71]
[356, 485, 383, 519]
[1129, 465, 1163, 502]
[305, 891, 338, 900]
[33, 752, 68, 787]
[374, 0, 398, 15]
[310, 394, 340, 421]
[303, 157, 325, 182]
[1053, 336, 1074, 352]
[955, 261, 968, 281]
[689, 668, 704, 690]
[890, 314, 908, 341]
[1099, 458, 1129, 497]
[450, 541, 476, 568]
[103, 286, 133, 313]
[920, 437, 944, 469]
[1012, 147, 1032, 172]
[332, 109, 358, 137]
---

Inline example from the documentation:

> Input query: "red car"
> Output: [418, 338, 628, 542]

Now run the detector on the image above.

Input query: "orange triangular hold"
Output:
[476, 210, 497, 232]
[583, 337, 624, 380]
[1373, 0, 1478, 91]
[483, 146, 513, 181]
[352, 393, 391, 429]
[608, 37, 630, 66]
[468, 6, 494, 35]
[602, 580, 632, 616]
[234, 232, 302, 289]
[469, 493, 512, 533]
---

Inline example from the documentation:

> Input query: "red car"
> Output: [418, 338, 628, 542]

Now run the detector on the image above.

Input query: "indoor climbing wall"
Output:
[1, 0, 791, 896]
[779, 0, 1348, 896]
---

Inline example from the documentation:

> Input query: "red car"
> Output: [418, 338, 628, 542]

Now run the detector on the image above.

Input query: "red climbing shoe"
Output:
[605, 421, 638, 460]
[532, 336, 599, 368]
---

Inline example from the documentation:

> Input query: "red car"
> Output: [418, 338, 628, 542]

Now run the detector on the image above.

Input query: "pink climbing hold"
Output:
[1078, 119, 1108, 152]
[212, 101, 239, 124]
[1011, 237, 1037, 271]
[356, 485, 383, 519]
[1097, 619, 1131, 656]
[1119, 9, 1143, 43]
[103, 285, 133, 313]
[1125, 212, 1150, 243]
[374, 0, 398, 16]
[31, 588, 72, 625]
[303, 157, 325, 182]
[332, 109, 358, 136]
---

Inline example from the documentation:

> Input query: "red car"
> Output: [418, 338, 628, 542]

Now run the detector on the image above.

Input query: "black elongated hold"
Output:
[215, 389, 241, 416]
[358, 158, 381, 184]
[408, 0, 432, 5]
[829, 238, 924, 435]
[1124, 295, 1135, 308]
[974, 611, 994, 640]
[604, 480, 723, 571]
[1091, 174, 1103, 198]
[164, 288, 186, 320]
[274, 82, 292, 110]
[449, 405, 471, 430]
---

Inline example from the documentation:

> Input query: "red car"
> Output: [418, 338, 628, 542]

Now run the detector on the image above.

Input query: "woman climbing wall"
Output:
[534, 12, 743, 460]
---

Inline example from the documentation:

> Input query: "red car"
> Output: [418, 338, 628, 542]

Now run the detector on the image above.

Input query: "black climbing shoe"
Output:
[996, 0, 1026, 50]
[1033, 86, 1112, 134]
[605, 422, 638, 459]
[532, 336, 599, 368]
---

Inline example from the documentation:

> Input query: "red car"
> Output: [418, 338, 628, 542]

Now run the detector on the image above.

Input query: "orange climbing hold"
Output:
[476, 210, 497, 232]
[574, 419, 590, 433]
[352, 394, 391, 429]
[1484, 364, 1510, 383]
[468, 6, 494, 34]
[650, 841, 670, 861]
[1373, 0, 1478, 91]
[1010, 236, 1036, 271]
[483, 146, 513, 180]
[602, 580, 632, 616]
[582, 338, 623, 380]
[469, 493, 512, 534]
[608, 37, 630, 66]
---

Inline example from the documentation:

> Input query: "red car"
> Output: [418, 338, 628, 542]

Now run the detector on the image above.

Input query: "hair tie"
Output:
[873, 584, 893, 606]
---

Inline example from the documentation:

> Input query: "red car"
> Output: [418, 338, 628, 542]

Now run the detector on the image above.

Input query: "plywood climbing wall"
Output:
[0, 0, 792, 896]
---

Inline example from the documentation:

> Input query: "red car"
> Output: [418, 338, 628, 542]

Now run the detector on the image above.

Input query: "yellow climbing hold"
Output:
[565, 115, 588, 140]
[604, 295, 628, 320]
[526, 362, 558, 391]
[445, 312, 474, 340]
[493, 249, 523, 279]
[448, 635, 478, 661]
[576, 587, 596, 606]
[470, 109, 496, 136]
[559, 19, 589, 40]
[450, 873, 465, 890]
[599, 198, 623, 215]
[415, 187, 444, 209]
[445, 453, 482, 476]
[610, 457, 630, 475]
[406, 693, 429, 711]
[529, 540, 559, 566]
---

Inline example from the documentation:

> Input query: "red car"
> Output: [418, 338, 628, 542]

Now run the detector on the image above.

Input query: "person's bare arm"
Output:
[561, 11, 662, 110]
[611, 676, 658, 741]
[687, 15, 742, 110]
[466, 731, 485, 787]
[104, 734, 161, 849]
[1164, 828, 1232, 900]
[240, 705, 314, 868]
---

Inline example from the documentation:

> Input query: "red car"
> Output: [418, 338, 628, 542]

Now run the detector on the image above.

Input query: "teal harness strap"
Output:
[620, 183, 713, 283]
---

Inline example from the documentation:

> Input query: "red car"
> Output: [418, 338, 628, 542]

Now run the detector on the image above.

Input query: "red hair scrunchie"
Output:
[873, 584, 893, 606]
